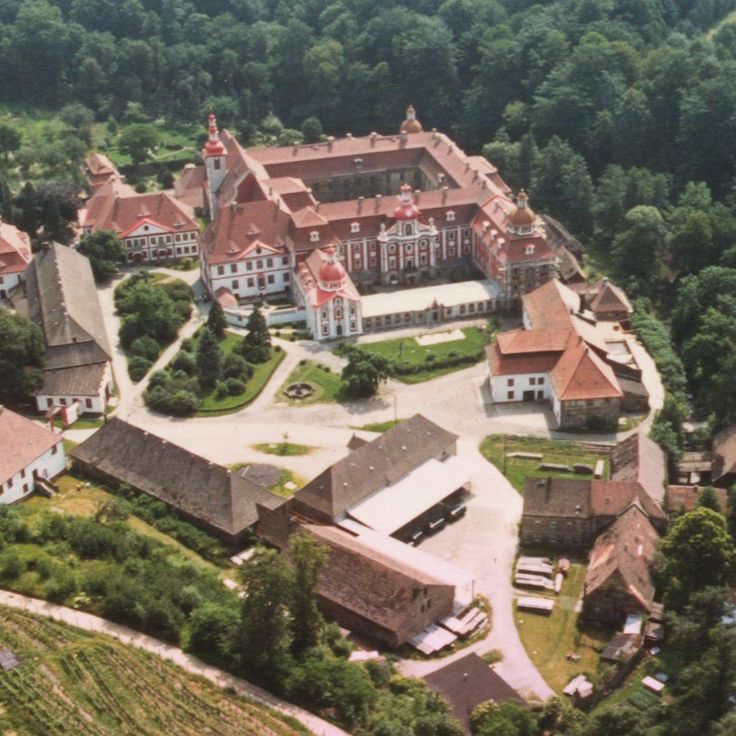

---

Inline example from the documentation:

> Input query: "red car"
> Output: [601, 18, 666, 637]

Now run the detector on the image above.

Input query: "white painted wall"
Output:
[35, 363, 113, 416]
[0, 271, 24, 299]
[0, 441, 66, 504]
[489, 371, 551, 403]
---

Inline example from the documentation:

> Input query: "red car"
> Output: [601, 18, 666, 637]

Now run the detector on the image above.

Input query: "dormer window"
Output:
[350, 222, 360, 234]
[446, 211, 455, 222]
[310, 231, 319, 242]
[525, 244, 535, 255]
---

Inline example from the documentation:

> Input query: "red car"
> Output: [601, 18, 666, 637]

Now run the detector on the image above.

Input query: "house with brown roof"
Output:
[80, 178, 199, 264]
[423, 653, 523, 734]
[0, 406, 65, 504]
[581, 504, 660, 626]
[69, 418, 282, 545]
[0, 221, 32, 299]
[570, 278, 633, 324]
[611, 432, 667, 503]
[12, 243, 114, 415]
[487, 278, 647, 429]
[81, 153, 120, 191]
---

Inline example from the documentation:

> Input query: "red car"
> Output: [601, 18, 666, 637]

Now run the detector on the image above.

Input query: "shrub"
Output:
[130, 335, 161, 361]
[274, 344, 282, 352]
[223, 353, 252, 380]
[181, 337, 194, 352]
[128, 356, 153, 381]
[215, 382, 228, 399]
[168, 390, 200, 415]
[134, 182, 147, 193]
[171, 350, 196, 375]
[148, 370, 170, 389]
[224, 378, 246, 395]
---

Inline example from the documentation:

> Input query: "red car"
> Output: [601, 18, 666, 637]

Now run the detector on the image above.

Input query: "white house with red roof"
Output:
[80, 178, 199, 263]
[198, 107, 565, 339]
[487, 278, 640, 429]
[0, 221, 32, 299]
[295, 246, 362, 340]
[0, 406, 65, 504]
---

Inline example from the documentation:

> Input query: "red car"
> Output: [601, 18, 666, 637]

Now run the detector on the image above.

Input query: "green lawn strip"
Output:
[352, 419, 405, 433]
[276, 360, 344, 405]
[353, 327, 490, 384]
[515, 561, 612, 693]
[479, 435, 611, 493]
[252, 442, 313, 456]
[196, 349, 285, 414]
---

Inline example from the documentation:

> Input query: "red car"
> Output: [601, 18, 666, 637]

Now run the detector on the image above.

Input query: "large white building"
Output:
[0, 406, 66, 504]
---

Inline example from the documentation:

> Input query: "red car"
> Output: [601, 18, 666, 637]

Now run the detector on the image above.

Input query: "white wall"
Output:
[0, 271, 23, 299]
[35, 363, 113, 416]
[489, 371, 551, 403]
[0, 441, 66, 504]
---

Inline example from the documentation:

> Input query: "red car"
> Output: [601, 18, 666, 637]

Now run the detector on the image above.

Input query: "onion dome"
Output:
[203, 113, 226, 157]
[508, 190, 536, 232]
[318, 246, 347, 291]
[393, 183, 421, 220]
[400, 105, 423, 134]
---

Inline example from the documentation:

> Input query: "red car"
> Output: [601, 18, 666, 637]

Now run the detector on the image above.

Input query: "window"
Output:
[507, 378, 515, 386]
[247, 277, 254, 288]
[213, 158, 221, 170]
[538, 377, 544, 385]
[51, 444, 58, 455]
[282, 256, 289, 265]
[404, 224, 412, 236]
[507, 391, 514, 400]
[246, 261, 253, 271]
[525, 244, 535, 255]
[446, 211, 455, 222]
[20, 468, 26, 479]
[231, 280, 238, 289]
[530, 377, 536, 385]
[217, 266, 224, 275]
[267, 274, 275, 284]
[284, 272, 290, 282]
[406, 243, 413, 253]
[310, 231, 320, 242]
[47, 398, 53, 408]
[85, 398, 92, 408]
[350, 222, 360, 233]
[266, 258, 273, 267]
[230, 264, 237, 273]
[255, 260, 262, 270]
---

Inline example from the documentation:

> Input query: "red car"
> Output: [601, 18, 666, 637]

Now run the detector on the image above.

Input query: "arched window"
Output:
[310, 231, 319, 242]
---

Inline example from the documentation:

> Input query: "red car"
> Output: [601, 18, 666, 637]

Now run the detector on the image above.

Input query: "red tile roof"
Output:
[549, 338, 622, 401]
[82, 179, 197, 237]
[665, 485, 728, 514]
[297, 247, 360, 307]
[0, 222, 32, 276]
[174, 163, 206, 210]
[497, 328, 570, 354]
[0, 406, 61, 483]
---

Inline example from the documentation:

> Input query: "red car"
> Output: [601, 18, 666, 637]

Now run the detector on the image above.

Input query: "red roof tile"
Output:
[549, 338, 622, 401]
[0, 222, 32, 276]
[0, 406, 61, 483]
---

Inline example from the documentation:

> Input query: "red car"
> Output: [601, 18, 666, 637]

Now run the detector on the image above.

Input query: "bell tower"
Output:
[203, 113, 227, 214]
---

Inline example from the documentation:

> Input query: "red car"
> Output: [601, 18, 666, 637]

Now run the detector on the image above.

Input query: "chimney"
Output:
[358, 196, 364, 213]
[375, 193, 382, 212]
[370, 132, 377, 146]
[327, 136, 335, 151]
[292, 143, 299, 155]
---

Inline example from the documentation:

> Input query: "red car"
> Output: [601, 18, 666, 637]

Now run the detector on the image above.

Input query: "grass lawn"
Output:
[24, 474, 224, 572]
[197, 348, 285, 414]
[355, 326, 491, 384]
[516, 561, 612, 693]
[276, 360, 344, 405]
[352, 419, 405, 433]
[252, 442, 313, 456]
[479, 435, 611, 493]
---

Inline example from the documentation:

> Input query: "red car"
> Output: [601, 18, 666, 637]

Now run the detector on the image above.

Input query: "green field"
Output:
[353, 419, 405, 433]
[0, 608, 307, 736]
[516, 561, 611, 693]
[277, 360, 344, 404]
[356, 326, 491, 383]
[252, 442, 314, 456]
[479, 435, 610, 493]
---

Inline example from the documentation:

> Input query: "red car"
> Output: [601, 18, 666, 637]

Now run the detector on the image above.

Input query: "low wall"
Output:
[223, 306, 306, 328]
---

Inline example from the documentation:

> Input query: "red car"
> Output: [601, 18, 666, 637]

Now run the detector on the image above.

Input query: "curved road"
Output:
[65, 269, 665, 703]
[0, 590, 348, 736]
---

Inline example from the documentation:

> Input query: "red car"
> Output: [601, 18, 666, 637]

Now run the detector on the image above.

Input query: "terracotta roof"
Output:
[665, 485, 729, 514]
[70, 419, 281, 539]
[549, 338, 622, 401]
[214, 287, 238, 308]
[297, 247, 360, 307]
[423, 653, 523, 733]
[82, 179, 197, 237]
[712, 426, 736, 483]
[497, 328, 570, 354]
[589, 480, 666, 522]
[303, 523, 452, 636]
[201, 199, 290, 266]
[522, 279, 581, 330]
[486, 342, 560, 376]
[294, 414, 458, 520]
[84, 152, 118, 177]
[0, 406, 62, 483]
[584, 505, 659, 612]
[611, 433, 667, 503]
[0, 222, 32, 276]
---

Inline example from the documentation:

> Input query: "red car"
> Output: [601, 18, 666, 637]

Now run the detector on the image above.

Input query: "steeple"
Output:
[203, 113, 226, 157]
[203, 113, 227, 216]
[400, 105, 423, 134]
[507, 190, 536, 237]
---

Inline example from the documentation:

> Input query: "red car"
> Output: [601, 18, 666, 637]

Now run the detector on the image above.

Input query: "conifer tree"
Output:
[207, 300, 226, 339]
[196, 328, 222, 388]
[240, 307, 271, 363]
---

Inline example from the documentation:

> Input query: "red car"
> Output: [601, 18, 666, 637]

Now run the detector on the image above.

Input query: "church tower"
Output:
[203, 113, 227, 214]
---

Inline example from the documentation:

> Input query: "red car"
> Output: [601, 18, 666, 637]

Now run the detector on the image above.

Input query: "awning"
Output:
[346, 455, 469, 536]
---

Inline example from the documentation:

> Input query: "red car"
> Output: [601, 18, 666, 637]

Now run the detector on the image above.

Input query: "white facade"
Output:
[0, 271, 23, 299]
[489, 370, 552, 403]
[204, 249, 292, 300]
[1, 441, 66, 504]
[302, 291, 363, 341]
[35, 363, 113, 416]
[124, 222, 199, 263]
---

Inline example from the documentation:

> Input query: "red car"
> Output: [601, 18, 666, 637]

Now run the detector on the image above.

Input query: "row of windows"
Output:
[507, 376, 545, 387]
[216, 256, 289, 276]
[46, 397, 95, 409]
[231, 272, 290, 290]
[127, 231, 196, 248]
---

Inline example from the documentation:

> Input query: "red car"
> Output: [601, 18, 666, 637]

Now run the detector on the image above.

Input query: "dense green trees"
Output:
[0, 309, 45, 404]
[77, 229, 126, 281]
[239, 306, 271, 363]
[341, 346, 391, 398]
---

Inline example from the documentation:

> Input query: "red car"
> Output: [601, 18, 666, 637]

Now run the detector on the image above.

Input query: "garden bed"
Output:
[276, 361, 344, 405]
